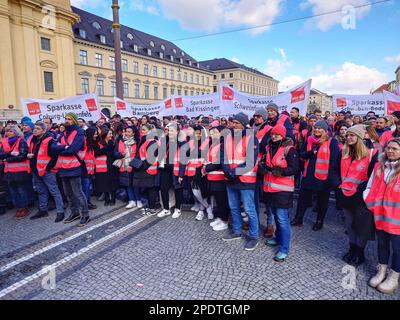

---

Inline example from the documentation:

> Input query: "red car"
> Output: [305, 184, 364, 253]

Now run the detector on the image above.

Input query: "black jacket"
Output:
[0, 137, 30, 182]
[29, 132, 61, 175]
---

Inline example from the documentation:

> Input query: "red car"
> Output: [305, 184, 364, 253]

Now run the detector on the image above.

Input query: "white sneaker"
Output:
[125, 201, 137, 209]
[195, 210, 205, 221]
[172, 208, 182, 219]
[191, 203, 200, 211]
[157, 209, 171, 218]
[210, 218, 222, 227]
[213, 221, 229, 231]
[206, 207, 214, 220]
[137, 201, 143, 209]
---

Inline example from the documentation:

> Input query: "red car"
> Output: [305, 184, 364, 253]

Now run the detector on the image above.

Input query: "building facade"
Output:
[308, 88, 332, 114]
[200, 58, 279, 96]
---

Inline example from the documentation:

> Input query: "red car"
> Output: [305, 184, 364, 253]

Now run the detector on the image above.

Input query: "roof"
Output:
[71, 6, 211, 73]
[310, 88, 328, 96]
[396, 66, 400, 74]
[372, 83, 389, 94]
[199, 58, 275, 80]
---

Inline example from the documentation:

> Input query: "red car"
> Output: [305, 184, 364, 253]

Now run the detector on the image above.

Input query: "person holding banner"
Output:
[56, 113, 90, 227]
[291, 120, 341, 231]
[266, 103, 294, 141]
[0, 125, 31, 219]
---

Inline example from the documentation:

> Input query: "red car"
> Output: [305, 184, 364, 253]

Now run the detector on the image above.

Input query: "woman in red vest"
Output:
[259, 125, 299, 262]
[81, 127, 98, 210]
[379, 119, 400, 149]
[0, 125, 31, 219]
[130, 124, 159, 216]
[291, 120, 341, 231]
[364, 138, 400, 294]
[93, 126, 119, 206]
[338, 125, 378, 267]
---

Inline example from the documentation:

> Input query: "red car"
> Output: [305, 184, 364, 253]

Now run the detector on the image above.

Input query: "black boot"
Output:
[55, 212, 65, 223]
[104, 193, 111, 206]
[349, 246, 365, 266]
[30, 210, 48, 220]
[312, 220, 324, 231]
[290, 218, 303, 226]
[342, 243, 356, 263]
[88, 202, 97, 210]
[109, 193, 116, 206]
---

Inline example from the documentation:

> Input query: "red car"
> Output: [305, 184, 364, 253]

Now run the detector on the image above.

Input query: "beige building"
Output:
[0, 0, 213, 118]
[200, 58, 279, 96]
[396, 66, 400, 82]
[308, 88, 332, 114]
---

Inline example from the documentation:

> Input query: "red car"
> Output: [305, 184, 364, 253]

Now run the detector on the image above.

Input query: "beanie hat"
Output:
[346, 124, 366, 140]
[315, 120, 329, 132]
[271, 124, 287, 138]
[5, 124, 22, 137]
[22, 120, 34, 130]
[232, 112, 249, 128]
[21, 116, 32, 124]
[65, 113, 78, 125]
[254, 107, 268, 120]
[266, 103, 279, 113]
[34, 121, 47, 132]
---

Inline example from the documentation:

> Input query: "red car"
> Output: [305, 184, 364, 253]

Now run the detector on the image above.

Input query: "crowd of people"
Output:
[0, 103, 399, 294]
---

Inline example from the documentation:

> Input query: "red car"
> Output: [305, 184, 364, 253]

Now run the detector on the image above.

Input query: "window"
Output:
[154, 86, 159, 99]
[80, 50, 88, 65]
[144, 85, 149, 99]
[221, 74, 225, 79]
[190, 73, 193, 83]
[147, 49, 151, 56]
[196, 75, 199, 84]
[123, 83, 129, 97]
[153, 66, 158, 78]
[230, 73, 234, 78]
[111, 81, 116, 97]
[109, 56, 115, 70]
[177, 72, 181, 82]
[184, 90, 188, 96]
[95, 53, 103, 67]
[159, 52, 164, 59]
[96, 80, 104, 96]
[120, 41, 124, 49]
[81, 78, 89, 94]
[190, 90, 194, 96]
[122, 59, 128, 72]
[133, 61, 139, 74]
[171, 88, 175, 95]
[182, 52, 185, 57]
[150, 41, 155, 47]
[92, 21, 101, 30]
[163, 87, 167, 99]
[206, 77, 209, 86]
[196, 90, 200, 95]
[134, 84, 140, 98]
[213, 75, 217, 80]
[161, 44, 165, 51]
[44, 72, 54, 92]
[170, 55, 174, 62]
[144, 64, 149, 75]
[127, 33, 134, 40]
[162, 67, 167, 79]
[173, 49, 177, 54]
[177, 89, 182, 95]
[213, 86, 217, 93]
[201, 76, 204, 85]
[100, 35, 106, 44]
[184, 72, 188, 82]
[133, 44, 138, 52]
[40, 37, 51, 51]
[79, 29, 86, 38]
[170, 68, 174, 80]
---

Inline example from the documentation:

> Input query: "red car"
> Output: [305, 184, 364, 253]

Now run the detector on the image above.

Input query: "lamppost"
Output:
[112, 0, 123, 99]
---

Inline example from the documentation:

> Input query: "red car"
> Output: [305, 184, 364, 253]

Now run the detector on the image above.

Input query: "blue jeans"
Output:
[8, 182, 29, 209]
[32, 173, 64, 214]
[81, 176, 93, 203]
[254, 180, 274, 225]
[127, 186, 141, 202]
[226, 186, 259, 240]
[270, 207, 291, 255]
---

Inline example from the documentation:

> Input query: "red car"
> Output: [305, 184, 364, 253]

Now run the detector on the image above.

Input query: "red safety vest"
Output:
[225, 134, 257, 184]
[340, 149, 376, 197]
[3, 137, 31, 173]
[263, 145, 294, 193]
[255, 124, 273, 143]
[117, 140, 137, 173]
[82, 140, 95, 175]
[138, 139, 158, 175]
[379, 130, 394, 149]
[207, 142, 226, 181]
[185, 139, 209, 177]
[95, 142, 108, 173]
[304, 137, 332, 181]
[365, 163, 400, 235]
[29, 136, 58, 176]
[56, 130, 85, 170]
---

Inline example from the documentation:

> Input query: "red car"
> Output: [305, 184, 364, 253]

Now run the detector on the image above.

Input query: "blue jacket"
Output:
[57, 125, 85, 178]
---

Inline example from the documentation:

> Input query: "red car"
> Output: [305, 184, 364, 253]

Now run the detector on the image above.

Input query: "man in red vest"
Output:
[27, 122, 65, 222]
[266, 103, 294, 141]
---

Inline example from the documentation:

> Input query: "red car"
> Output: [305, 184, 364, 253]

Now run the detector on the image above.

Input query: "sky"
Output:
[70, 0, 400, 95]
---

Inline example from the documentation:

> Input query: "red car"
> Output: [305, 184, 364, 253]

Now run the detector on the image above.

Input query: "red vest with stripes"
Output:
[304, 137, 331, 181]
[185, 139, 209, 177]
[207, 142, 226, 182]
[29, 136, 58, 176]
[56, 130, 85, 170]
[138, 139, 158, 175]
[340, 149, 376, 197]
[2, 137, 31, 173]
[82, 140, 95, 175]
[95, 142, 108, 173]
[263, 145, 294, 193]
[365, 163, 400, 235]
[117, 140, 137, 173]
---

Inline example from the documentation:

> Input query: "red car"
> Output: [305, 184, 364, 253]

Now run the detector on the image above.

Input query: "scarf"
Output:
[122, 136, 136, 171]
[309, 135, 321, 146]
[8, 136, 19, 146]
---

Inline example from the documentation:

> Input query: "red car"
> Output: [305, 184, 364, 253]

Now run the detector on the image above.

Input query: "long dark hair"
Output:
[98, 125, 110, 146]
[85, 126, 97, 151]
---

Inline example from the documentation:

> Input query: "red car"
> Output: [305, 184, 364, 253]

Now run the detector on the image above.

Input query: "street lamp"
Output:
[112, 0, 123, 99]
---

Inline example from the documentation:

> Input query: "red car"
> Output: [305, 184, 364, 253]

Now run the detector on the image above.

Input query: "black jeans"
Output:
[159, 170, 183, 210]
[144, 187, 157, 210]
[295, 188, 330, 223]
[213, 190, 230, 222]
[377, 230, 400, 272]
[61, 176, 89, 218]
[343, 208, 368, 248]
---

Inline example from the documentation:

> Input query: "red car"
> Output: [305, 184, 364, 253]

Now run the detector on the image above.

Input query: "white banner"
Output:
[219, 79, 311, 117]
[332, 93, 385, 115]
[21, 94, 101, 123]
[172, 93, 220, 117]
[114, 97, 168, 118]
[384, 90, 400, 115]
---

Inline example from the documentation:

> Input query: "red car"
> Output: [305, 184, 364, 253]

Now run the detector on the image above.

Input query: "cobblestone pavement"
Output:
[0, 198, 399, 300]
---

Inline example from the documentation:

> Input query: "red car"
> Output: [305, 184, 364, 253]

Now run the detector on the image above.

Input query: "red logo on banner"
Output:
[388, 100, 400, 114]
[175, 97, 183, 108]
[291, 87, 305, 103]
[27, 102, 41, 116]
[116, 101, 126, 111]
[165, 99, 172, 109]
[222, 87, 234, 101]
[336, 98, 347, 108]
[85, 99, 98, 112]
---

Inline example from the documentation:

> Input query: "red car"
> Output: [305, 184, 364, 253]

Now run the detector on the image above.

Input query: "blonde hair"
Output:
[365, 125, 379, 142]
[342, 136, 369, 160]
